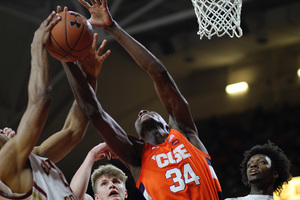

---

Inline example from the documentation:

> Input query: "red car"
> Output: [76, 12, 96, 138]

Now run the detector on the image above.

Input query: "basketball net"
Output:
[191, 0, 243, 39]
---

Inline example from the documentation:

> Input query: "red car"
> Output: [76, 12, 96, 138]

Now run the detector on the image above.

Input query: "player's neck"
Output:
[250, 185, 274, 196]
[145, 130, 168, 145]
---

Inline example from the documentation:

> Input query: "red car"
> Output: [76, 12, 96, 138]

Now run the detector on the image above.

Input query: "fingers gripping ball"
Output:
[46, 11, 93, 62]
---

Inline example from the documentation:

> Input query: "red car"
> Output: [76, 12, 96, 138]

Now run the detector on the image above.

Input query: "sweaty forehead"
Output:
[249, 154, 271, 163]
[99, 175, 119, 182]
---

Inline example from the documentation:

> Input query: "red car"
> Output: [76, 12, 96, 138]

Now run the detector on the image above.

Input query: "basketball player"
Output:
[70, 142, 128, 200]
[61, 0, 223, 199]
[225, 141, 292, 200]
[0, 7, 110, 199]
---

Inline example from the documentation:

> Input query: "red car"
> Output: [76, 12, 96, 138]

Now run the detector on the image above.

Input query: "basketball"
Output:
[46, 11, 94, 62]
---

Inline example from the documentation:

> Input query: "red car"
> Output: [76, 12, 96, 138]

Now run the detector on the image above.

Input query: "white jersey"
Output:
[0, 153, 78, 200]
[225, 194, 274, 200]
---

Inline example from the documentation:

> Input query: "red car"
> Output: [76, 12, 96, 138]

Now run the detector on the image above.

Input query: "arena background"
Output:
[1, 0, 300, 199]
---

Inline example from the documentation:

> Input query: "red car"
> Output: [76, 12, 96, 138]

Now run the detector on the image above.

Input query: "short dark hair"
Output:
[240, 141, 292, 194]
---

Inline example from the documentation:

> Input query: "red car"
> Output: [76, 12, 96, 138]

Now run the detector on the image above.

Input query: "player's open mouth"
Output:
[109, 190, 119, 197]
[249, 169, 259, 175]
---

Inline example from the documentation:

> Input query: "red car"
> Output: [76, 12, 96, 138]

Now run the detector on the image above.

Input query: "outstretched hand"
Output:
[88, 142, 118, 162]
[31, 11, 61, 48]
[77, 33, 111, 79]
[32, 5, 67, 49]
[78, 0, 113, 28]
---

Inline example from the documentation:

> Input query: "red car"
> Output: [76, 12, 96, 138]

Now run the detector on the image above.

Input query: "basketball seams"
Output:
[62, 11, 78, 60]
[71, 20, 93, 53]
[68, 16, 87, 51]
[47, 13, 69, 60]
[46, 11, 93, 62]
[66, 21, 93, 62]
[66, 12, 81, 50]
[64, 13, 88, 57]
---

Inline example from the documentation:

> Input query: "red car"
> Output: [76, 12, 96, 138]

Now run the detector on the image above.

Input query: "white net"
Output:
[191, 0, 243, 39]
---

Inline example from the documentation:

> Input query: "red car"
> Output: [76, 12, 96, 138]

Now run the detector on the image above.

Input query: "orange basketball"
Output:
[46, 11, 93, 62]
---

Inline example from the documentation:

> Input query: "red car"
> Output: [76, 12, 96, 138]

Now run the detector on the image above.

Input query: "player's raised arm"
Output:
[78, 0, 205, 152]
[0, 11, 59, 191]
[61, 36, 143, 168]
[70, 142, 115, 200]
[32, 34, 110, 163]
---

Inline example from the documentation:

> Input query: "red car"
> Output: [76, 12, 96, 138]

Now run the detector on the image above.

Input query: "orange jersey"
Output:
[136, 129, 223, 200]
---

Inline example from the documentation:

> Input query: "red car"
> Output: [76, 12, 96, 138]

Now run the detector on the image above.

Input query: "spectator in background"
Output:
[225, 141, 292, 200]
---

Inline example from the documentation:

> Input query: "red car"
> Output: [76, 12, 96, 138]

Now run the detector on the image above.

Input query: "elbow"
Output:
[63, 121, 87, 146]
[64, 129, 85, 146]
[149, 62, 169, 81]
[147, 59, 166, 75]
[39, 86, 53, 105]
[79, 101, 101, 121]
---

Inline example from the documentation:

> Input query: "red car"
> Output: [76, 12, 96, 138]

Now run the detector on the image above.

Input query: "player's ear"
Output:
[125, 189, 128, 199]
[165, 124, 169, 131]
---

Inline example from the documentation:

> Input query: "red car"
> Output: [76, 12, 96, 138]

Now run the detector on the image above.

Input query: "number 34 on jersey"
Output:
[151, 144, 201, 193]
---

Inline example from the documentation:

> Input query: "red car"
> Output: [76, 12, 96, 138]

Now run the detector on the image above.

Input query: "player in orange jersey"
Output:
[62, 0, 223, 199]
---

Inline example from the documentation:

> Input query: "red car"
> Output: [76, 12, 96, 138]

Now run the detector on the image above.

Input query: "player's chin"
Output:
[248, 176, 263, 184]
